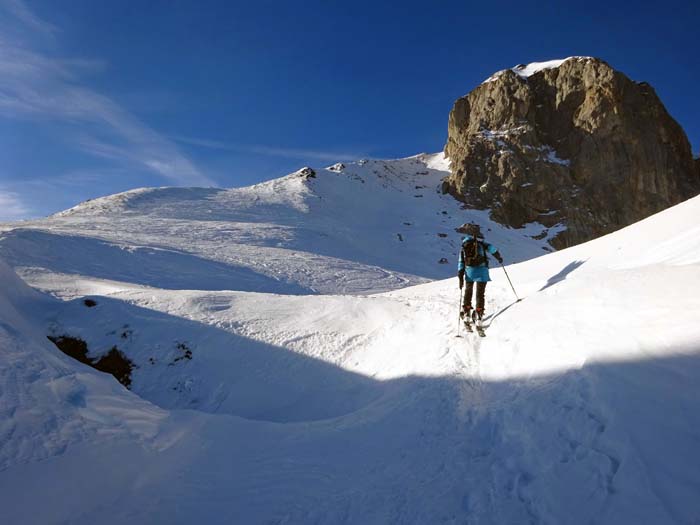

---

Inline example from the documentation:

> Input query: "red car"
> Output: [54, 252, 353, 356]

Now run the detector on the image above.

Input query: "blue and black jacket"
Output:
[458, 235, 499, 283]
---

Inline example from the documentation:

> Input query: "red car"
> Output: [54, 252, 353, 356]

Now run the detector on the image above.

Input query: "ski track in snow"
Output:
[0, 154, 699, 523]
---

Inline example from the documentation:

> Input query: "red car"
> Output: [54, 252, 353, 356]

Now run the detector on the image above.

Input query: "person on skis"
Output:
[457, 223, 503, 322]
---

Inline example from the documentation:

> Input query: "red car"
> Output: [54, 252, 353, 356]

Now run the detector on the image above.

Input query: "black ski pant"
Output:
[463, 281, 486, 310]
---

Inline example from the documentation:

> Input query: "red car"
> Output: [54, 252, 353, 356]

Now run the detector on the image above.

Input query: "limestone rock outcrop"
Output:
[443, 57, 699, 248]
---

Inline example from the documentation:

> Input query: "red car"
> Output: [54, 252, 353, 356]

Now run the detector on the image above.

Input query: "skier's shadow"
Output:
[483, 260, 587, 328]
[539, 260, 586, 291]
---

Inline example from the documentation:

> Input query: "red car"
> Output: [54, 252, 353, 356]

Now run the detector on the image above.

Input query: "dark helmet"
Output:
[456, 222, 482, 238]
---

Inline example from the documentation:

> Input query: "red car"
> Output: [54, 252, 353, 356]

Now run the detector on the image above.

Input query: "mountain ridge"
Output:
[1, 153, 556, 297]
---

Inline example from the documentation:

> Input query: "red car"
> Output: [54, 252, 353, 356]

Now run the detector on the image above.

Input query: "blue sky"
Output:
[1, 0, 698, 220]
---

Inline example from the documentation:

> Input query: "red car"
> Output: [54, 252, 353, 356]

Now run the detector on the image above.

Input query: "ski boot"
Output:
[461, 305, 473, 332]
[473, 307, 485, 337]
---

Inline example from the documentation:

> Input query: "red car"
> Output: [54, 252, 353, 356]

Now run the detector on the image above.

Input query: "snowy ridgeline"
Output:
[482, 56, 595, 83]
[1, 156, 700, 522]
[0, 153, 557, 297]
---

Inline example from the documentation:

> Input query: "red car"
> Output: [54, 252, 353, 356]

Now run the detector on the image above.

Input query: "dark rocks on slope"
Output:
[295, 167, 316, 179]
[443, 57, 700, 248]
[48, 335, 134, 388]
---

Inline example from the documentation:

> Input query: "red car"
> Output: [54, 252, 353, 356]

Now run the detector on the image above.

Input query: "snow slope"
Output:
[0, 153, 555, 296]
[1, 182, 699, 521]
[0, 257, 167, 474]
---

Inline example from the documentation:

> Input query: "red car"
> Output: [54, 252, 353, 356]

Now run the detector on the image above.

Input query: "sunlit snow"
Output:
[1, 156, 699, 524]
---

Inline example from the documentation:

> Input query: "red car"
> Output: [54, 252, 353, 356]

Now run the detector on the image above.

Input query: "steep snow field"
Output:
[0, 162, 699, 523]
[0, 154, 554, 296]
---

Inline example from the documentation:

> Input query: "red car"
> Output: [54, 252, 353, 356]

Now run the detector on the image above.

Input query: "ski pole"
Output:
[500, 262, 521, 301]
[456, 283, 464, 336]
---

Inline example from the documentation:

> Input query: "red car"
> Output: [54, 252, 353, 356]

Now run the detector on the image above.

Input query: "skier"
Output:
[457, 223, 503, 325]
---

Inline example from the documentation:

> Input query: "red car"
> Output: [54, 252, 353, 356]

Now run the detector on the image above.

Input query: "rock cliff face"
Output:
[443, 57, 699, 248]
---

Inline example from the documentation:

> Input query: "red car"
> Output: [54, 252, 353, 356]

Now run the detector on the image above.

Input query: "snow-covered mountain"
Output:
[0, 154, 555, 297]
[1, 147, 699, 525]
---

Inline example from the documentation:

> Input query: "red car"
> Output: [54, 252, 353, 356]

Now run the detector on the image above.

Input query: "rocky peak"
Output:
[444, 57, 699, 248]
[294, 166, 316, 180]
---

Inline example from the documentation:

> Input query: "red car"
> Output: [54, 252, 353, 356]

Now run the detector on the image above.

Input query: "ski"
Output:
[463, 318, 473, 332]
[460, 308, 485, 336]
[461, 309, 473, 333]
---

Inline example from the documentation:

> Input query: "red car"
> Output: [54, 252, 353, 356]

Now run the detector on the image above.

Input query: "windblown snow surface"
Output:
[1, 155, 699, 524]
[0, 154, 555, 297]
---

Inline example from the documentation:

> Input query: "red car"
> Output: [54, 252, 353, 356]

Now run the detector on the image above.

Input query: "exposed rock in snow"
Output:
[295, 166, 316, 179]
[327, 162, 345, 172]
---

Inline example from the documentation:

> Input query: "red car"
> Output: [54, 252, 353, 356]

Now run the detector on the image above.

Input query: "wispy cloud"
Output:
[13, 168, 121, 190]
[173, 135, 364, 163]
[1, 168, 150, 220]
[0, 1, 216, 187]
[0, 189, 31, 221]
[0, 0, 57, 37]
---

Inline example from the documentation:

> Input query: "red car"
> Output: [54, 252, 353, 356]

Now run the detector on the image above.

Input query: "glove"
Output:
[494, 251, 503, 264]
[458, 270, 464, 289]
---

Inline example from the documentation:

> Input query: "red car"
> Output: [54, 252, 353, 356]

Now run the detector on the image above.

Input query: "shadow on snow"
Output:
[34, 291, 700, 524]
[539, 259, 586, 291]
[0, 229, 310, 294]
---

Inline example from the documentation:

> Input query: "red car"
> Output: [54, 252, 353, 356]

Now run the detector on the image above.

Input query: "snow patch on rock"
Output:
[483, 56, 595, 83]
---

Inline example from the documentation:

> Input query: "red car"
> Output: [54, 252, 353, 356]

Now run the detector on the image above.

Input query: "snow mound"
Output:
[0, 257, 166, 474]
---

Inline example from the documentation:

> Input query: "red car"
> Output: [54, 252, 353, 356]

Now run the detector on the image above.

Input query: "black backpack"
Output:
[462, 238, 488, 267]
